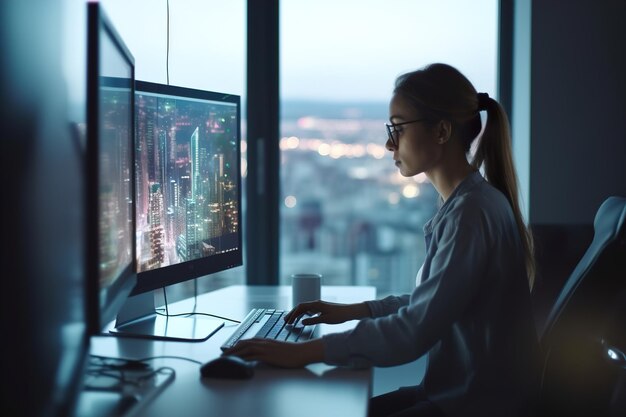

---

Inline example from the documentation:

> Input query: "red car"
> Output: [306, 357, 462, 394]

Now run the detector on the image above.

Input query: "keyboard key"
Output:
[276, 326, 292, 341]
[255, 311, 283, 338]
[286, 327, 302, 342]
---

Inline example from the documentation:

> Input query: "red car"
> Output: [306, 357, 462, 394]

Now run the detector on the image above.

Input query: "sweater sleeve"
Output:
[365, 294, 410, 317]
[323, 207, 489, 368]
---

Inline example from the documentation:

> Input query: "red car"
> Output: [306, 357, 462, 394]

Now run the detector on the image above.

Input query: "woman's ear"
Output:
[436, 120, 453, 144]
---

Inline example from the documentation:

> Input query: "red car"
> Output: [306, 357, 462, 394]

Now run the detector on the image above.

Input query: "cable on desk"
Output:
[90, 353, 204, 366]
[86, 355, 176, 391]
[138, 356, 203, 365]
[90, 354, 147, 369]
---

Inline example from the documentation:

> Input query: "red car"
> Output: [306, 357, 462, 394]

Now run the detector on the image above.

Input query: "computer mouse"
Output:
[200, 355, 255, 379]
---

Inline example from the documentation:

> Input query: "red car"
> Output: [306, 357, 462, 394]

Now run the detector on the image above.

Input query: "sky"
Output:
[96, 0, 498, 103]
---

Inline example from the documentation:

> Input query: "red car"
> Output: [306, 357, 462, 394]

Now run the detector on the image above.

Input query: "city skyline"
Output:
[99, 85, 133, 288]
[135, 91, 240, 273]
[277, 103, 439, 295]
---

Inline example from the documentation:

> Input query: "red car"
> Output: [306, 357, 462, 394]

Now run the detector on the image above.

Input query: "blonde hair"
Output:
[394, 63, 535, 289]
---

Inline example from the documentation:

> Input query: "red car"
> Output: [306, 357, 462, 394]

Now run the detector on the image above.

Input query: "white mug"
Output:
[291, 273, 322, 307]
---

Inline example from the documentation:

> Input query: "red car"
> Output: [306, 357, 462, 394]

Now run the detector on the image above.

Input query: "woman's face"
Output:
[386, 93, 443, 177]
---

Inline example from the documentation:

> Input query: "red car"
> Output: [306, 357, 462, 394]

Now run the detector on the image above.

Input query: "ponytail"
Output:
[472, 95, 535, 289]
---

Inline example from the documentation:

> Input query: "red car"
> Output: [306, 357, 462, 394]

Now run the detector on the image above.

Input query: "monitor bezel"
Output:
[86, 2, 137, 335]
[131, 80, 243, 295]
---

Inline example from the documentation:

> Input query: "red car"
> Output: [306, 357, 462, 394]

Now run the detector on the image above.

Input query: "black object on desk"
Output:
[78, 358, 175, 417]
[200, 355, 255, 379]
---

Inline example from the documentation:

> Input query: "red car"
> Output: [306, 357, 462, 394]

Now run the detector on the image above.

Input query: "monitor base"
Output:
[110, 314, 224, 342]
[108, 291, 224, 342]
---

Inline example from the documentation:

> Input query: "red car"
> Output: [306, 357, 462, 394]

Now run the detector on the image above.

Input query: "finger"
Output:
[224, 339, 257, 356]
[283, 310, 295, 323]
[289, 301, 323, 323]
[285, 304, 308, 322]
[239, 343, 291, 367]
[223, 345, 244, 356]
[229, 346, 265, 362]
[285, 303, 311, 323]
[229, 349, 260, 362]
[301, 314, 324, 325]
[226, 340, 276, 362]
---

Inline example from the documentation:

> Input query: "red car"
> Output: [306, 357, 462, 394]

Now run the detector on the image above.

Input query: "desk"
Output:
[84, 285, 376, 417]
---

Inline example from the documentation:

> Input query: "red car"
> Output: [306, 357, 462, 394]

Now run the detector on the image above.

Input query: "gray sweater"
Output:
[322, 172, 539, 417]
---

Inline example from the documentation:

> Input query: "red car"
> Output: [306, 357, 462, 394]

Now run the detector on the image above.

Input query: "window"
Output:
[99, 1, 498, 298]
[279, 0, 498, 296]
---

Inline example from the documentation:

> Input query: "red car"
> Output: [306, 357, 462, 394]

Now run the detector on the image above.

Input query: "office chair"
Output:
[537, 196, 626, 417]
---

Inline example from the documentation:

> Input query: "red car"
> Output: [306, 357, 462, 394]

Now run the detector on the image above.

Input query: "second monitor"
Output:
[111, 81, 242, 341]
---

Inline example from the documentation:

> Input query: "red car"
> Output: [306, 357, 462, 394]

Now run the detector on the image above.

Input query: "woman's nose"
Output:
[385, 137, 395, 152]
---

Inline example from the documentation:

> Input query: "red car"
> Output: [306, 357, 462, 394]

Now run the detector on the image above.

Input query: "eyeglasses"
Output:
[385, 119, 426, 147]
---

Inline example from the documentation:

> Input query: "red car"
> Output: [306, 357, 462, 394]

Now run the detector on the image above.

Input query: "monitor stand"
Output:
[108, 291, 224, 342]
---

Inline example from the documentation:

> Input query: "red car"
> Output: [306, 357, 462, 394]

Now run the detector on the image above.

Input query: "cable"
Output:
[86, 355, 178, 393]
[85, 361, 176, 391]
[90, 355, 148, 369]
[137, 356, 203, 365]
[90, 354, 203, 366]
[155, 309, 241, 324]
[162, 286, 169, 317]
[166, 0, 170, 85]
[193, 278, 198, 312]
[158, 286, 241, 323]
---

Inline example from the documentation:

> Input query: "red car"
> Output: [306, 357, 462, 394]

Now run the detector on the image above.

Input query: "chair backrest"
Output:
[538, 196, 626, 416]
[542, 196, 626, 339]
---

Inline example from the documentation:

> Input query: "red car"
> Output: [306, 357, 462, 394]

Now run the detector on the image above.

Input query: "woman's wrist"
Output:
[349, 302, 371, 319]
[299, 338, 326, 365]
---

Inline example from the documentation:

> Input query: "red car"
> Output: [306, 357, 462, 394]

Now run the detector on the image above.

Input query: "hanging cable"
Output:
[166, 0, 170, 85]
[162, 287, 169, 316]
[157, 286, 240, 324]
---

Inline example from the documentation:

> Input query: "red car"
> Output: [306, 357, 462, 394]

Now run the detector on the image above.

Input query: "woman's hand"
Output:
[284, 301, 371, 326]
[223, 338, 325, 368]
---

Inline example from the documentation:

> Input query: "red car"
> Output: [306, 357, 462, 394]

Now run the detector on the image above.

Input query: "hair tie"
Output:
[477, 92, 490, 111]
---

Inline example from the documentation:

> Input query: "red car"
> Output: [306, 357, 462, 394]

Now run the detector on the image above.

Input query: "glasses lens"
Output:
[386, 124, 397, 146]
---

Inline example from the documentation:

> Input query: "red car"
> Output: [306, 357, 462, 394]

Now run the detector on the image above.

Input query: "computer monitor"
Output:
[2, 3, 89, 416]
[109, 81, 242, 341]
[86, 2, 137, 335]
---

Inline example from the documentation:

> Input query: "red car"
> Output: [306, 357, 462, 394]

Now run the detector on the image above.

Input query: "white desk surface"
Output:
[86, 285, 376, 417]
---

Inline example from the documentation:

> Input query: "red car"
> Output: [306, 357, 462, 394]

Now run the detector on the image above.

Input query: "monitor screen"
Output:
[132, 81, 242, 293]
[86, 2, 136, 334]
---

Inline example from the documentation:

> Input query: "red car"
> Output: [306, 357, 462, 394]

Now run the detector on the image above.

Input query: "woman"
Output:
[226, 63, 539, 417]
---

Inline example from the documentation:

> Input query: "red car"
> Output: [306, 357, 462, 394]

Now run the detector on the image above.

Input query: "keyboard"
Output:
[220, 308, 317, 351]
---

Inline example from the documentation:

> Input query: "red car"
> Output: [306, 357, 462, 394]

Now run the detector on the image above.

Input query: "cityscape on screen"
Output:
[135, 92, 240, 273]
[99, 85, 133, 288]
